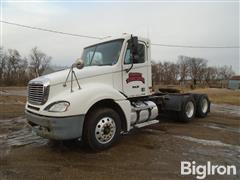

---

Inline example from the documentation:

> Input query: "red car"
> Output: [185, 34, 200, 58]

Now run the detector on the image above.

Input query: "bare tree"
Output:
[178, 55, 189, 84]
[152, 61, 164, 84]
[151, 61, 159, 85]
[204, 67, 218, 85]
[217, 65, 235, 80]
[162, 62, 170, 83]
[29, 47, 51, 77]
[169, 62, 179, 83]
[17, 57, 29, 84]
[0, 47, 6, 84]
[5, 49, 23, 84]
[157, 62, 164, 83]
[0, 46, 51, 85]
[161, 62, 179, 84]
[188, 57, 207, 85]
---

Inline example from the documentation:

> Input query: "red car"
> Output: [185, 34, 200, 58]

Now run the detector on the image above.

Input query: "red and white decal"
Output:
[126, 72, 145, 84]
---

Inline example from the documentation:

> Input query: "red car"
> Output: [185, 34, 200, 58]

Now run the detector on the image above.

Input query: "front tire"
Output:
[83, 108, 121, 151]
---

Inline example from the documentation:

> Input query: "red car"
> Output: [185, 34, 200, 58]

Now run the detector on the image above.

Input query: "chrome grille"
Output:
[28, 83, 49, 105]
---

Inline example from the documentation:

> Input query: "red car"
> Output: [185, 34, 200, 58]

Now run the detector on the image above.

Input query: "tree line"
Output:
[0, 47, 51, 86]
[0, 47, 235, 87]
[152, 55, 235, 87]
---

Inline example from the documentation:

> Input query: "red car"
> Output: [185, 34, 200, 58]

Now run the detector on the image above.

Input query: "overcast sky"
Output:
[1, 1, 239, 73]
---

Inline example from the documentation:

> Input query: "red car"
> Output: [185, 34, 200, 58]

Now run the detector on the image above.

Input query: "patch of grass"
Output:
[154, 85, 240, 106]
[0, 86, 27, 90]
[189, 88, 240, 106]
[0, 96, 26, 119]
[0, 96, 26, 103]
[0, 104, 25, 119]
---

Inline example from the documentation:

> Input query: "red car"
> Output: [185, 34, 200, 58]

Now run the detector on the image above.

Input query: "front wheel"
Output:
[83, 108, 121, 151]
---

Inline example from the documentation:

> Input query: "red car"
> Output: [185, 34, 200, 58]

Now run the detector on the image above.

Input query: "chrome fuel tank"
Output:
[130, 101, 158, 125]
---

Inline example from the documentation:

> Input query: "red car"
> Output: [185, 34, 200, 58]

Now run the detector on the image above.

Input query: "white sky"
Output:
[1, 1, 239, 73]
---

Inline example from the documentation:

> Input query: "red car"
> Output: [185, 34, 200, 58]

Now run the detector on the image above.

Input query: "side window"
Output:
[124, 49, 131, 64]
[124, 42, 145, 64]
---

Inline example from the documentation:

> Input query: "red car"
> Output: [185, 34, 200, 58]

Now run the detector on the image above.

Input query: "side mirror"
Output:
[130, 36, 139, 63]
[74, 58, 84, 69]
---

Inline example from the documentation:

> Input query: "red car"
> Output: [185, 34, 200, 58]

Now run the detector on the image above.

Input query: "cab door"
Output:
[122, 41, 148, 97]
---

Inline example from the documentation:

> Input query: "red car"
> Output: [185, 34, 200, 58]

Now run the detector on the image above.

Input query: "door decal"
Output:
[126, 72, 145, 84]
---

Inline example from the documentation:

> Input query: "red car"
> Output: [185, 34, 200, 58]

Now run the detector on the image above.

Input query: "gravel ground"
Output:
[0, 88, 239, 180]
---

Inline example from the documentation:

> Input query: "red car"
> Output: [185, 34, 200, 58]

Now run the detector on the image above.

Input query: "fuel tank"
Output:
[130, 101, 158, 125]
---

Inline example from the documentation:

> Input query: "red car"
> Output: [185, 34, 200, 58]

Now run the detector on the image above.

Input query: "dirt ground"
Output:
[0, 87, 239, 180]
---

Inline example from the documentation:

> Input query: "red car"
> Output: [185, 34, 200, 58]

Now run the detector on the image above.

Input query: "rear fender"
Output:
[161, 94, 183, 111]
[162, 94, 196, 111]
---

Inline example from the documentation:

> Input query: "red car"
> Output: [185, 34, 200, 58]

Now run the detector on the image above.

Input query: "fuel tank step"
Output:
[133, 119, 159, 129]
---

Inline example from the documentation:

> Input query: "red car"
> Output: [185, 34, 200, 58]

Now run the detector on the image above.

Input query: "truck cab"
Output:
[79, 35, 152, 97]
[25, 34, 210, 151]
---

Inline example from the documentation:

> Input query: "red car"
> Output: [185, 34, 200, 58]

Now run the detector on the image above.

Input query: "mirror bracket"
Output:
[63, 58, 84, 92]
[126, 35, 138, 73]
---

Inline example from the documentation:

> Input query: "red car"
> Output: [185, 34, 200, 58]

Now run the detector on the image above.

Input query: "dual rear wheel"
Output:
[196, 94, 210, 118]
[178, 94, 210, 122]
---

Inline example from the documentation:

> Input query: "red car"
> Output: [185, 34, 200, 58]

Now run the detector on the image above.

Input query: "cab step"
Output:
[134, 120, 159, 128]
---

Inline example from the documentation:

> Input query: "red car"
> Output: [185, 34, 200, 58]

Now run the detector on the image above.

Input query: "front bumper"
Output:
[25, 110, 85, 140]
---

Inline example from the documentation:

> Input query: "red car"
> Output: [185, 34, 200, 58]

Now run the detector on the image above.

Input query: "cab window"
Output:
[82, 39, 123, 66]
[124, 42, 145, 64]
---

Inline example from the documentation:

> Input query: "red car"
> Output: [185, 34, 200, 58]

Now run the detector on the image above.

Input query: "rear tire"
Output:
[178, 96, 196, 122]
[83, 107, 121, 151]
[196, 94, 210, 118]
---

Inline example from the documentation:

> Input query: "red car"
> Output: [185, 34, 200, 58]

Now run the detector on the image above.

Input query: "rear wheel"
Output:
[196, 95, 210, 118]
[178, 96, 196, 122]
[83, 108, 121, 151]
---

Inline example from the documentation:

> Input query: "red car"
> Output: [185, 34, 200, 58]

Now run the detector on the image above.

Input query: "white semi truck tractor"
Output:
[25, 34, 210, 151]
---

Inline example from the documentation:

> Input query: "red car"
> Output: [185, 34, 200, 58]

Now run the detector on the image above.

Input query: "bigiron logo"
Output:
[181, 161, 237, 179]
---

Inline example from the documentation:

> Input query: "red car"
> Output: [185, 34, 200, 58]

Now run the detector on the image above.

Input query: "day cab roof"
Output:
[84, 33, 151, 49]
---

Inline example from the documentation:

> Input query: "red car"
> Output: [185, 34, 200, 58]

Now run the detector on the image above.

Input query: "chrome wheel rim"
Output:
[185, 101, 194, 118]
[201, 98, 208, 113]
[95, 117, 116, 144]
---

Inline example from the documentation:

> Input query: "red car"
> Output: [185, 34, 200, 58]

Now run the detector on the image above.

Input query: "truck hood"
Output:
[30, 66, 115, 86]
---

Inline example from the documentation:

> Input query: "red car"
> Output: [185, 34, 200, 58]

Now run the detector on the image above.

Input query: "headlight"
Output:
[45, 101, 70, 112]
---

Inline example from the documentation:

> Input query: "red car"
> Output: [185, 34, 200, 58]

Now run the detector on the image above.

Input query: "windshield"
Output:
[81, 39, 124, 66]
